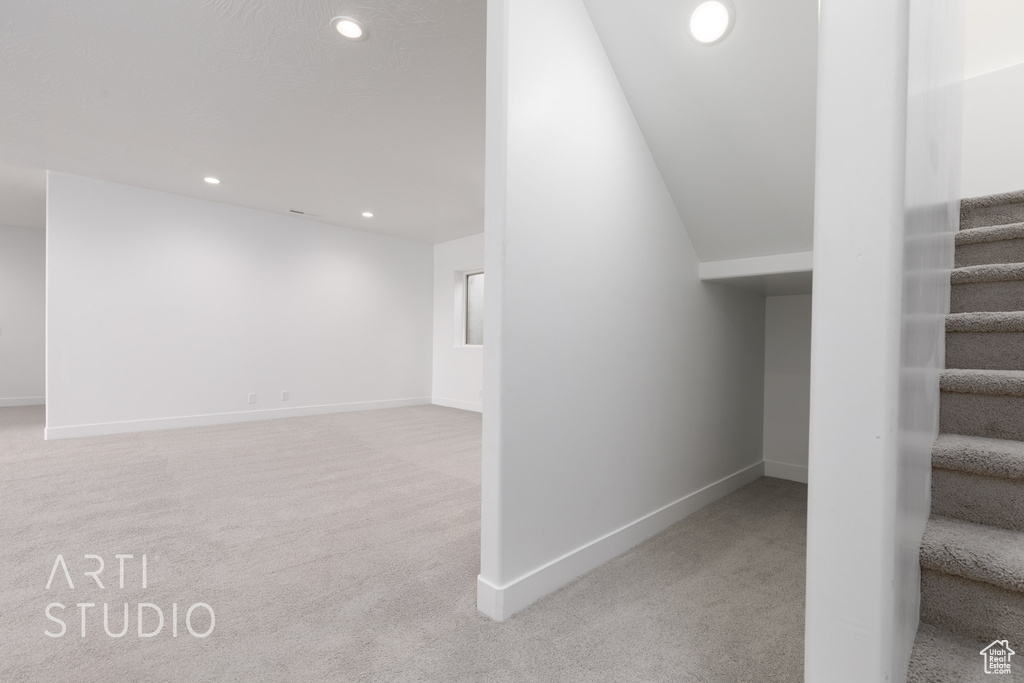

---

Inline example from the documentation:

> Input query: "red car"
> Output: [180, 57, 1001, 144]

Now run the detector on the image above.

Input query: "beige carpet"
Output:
[1, 405, 806, 682]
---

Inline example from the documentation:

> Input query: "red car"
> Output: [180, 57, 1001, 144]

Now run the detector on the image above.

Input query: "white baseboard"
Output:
[431, 397, 483, 413]
[764, 459, 809, 484]
[43, 397, 432, 440]
[0, 396, 45, 407]
[476, 460, 765, 621]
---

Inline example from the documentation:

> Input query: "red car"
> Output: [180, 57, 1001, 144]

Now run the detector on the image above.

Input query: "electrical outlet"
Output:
[248, 393, 257, 404]
[281, 391, 289, 402]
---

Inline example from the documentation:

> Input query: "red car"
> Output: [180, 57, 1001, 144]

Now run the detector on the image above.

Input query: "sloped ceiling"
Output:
[583, 0, 818, 262]
[0, 0, 484, 242]
[0, 165, 45, 230]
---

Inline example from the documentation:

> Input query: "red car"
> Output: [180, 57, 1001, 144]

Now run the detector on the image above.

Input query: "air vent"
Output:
[289, 209, 305, 215]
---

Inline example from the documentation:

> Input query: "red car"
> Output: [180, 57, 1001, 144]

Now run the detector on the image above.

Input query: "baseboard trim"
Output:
[0, 396, 45, 407]
[476, 460, 765, 621]
[764, 460, 809, 483]
[43, 397, 433, 440]
[431, 397, 483, 413]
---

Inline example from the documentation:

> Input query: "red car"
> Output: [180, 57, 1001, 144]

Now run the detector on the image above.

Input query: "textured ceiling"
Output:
[0, 0, 485, 242]
[583, 0, 818, 262]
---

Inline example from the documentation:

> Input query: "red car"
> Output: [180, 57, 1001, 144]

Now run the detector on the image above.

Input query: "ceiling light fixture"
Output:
[362, 211, 374, 218]
[204, 177, 220, 184]
[334, 17, 367, 41]
[689, 1, 734, 45]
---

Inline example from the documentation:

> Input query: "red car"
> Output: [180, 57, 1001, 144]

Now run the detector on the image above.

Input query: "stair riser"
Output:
[921, 569, 1024, 642]
[961, 201, 1024, 229]
[940, 392, 1024, 441]
[907, 625, 994, 683]
[956, 239, 1024, 268]
[946, 331, 1024, 370]
[932, 469, 1024, 532]
[950, 281, 1024, 313]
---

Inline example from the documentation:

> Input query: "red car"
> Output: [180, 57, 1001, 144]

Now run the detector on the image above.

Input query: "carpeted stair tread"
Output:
[940, 368, 1024, 396]
[931, 468, 1024, 532]
[946, 311, 1024, 332]
[916, 189, 1024, 672]
[954, 222, 1024, 267]
[961, 190, 1024, 230]
[950, 262, 1024, 285]
[920, 569, 1024, 644]
[955, 221, 1024, 244]
[961, 189, 1024, 213]
[907, 624, 994, 683]
[932, 434, 1024, 480]
[945, 312, 1024, 370]
[920, 516, 1024, 594]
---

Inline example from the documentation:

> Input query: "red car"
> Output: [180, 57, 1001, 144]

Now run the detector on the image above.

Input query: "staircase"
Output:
[908, 190, 1024, 682]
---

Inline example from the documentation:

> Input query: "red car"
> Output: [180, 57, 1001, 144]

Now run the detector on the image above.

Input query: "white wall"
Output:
[960, 1, 1024, 197]
[762, 294, 812, 483]
[961, 63, 1024, 197]
[0, 225, 45, 406]
[432, 233, 484, 412]
[46, 172, 433, 438]
[478, 0, 767, 621]
[805, 0, 962, 681]
[896, 0, 962, 671]
[964, 0, 1024, 79]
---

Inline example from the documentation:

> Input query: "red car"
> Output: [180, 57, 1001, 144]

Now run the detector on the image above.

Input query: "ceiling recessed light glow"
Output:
[362, 211, 374, 218]
[204, 177, 220, 184]
[689, 1, 733, 44]
[334, 17, 366, 41]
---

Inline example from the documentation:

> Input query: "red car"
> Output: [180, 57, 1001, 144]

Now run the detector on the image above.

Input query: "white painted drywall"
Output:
[964, 0, 1024, 80]
[960, 1, 1024, 197]
[432, 233, 484, 412]
[479, 0, 767, 621]
[0, 225, 45, 406]
[805, 0, 962, 681]
[961, 62, 1024, 198]
[699, 252, 814, 296]
[895, 0, 962, 675]
[45, 172, 433, 438]
[582, 0, 819, 262]
[762, 294, 811, 483]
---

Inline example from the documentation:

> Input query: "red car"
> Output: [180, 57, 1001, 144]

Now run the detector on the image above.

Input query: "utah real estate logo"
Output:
[980, 639, 1015, 675]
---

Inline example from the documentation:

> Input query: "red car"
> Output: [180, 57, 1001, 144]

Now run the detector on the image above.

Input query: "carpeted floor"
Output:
[1, 405, 807, 682]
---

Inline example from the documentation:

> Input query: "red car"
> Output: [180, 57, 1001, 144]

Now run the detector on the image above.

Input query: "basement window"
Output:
[465, 271, 484, 346]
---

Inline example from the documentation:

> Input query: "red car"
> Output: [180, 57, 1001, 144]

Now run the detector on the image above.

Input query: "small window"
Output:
[465, 272, 484, 345]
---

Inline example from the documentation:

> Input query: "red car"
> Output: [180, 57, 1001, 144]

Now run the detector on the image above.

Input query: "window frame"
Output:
[459, 268, 484, 347]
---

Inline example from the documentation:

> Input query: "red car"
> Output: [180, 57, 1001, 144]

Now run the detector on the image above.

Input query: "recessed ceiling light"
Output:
[334, 17, 366, 41]
[362, 211, 374, 218]
[689, 1, 734, 45]
[204, 177, 220, 184]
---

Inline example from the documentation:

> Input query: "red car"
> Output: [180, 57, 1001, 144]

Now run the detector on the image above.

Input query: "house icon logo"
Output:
[980, 639, 1015, 675]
